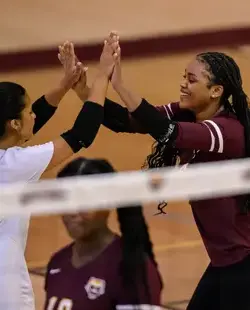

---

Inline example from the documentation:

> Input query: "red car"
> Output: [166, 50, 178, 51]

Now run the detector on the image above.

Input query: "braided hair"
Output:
[144, 51, 250, 213]
[57, 157, 163, 303]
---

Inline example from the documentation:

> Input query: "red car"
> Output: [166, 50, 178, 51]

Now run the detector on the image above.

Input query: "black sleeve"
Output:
[32, 96, 57, 133]
[61, 101, 104, 152]
[130, 98, 178, 143]
[103, 98, 147, 133]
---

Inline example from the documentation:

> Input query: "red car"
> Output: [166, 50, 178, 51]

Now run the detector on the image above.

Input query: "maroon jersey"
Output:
[157, 102, 250, 267]
[44, 236, 161, 310]
[104, 100, 250, 267]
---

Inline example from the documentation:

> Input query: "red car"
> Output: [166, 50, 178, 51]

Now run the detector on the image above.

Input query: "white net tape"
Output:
[1, 158, 250, 216]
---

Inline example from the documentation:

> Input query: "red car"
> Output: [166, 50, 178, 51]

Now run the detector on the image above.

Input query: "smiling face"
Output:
[179, 57, 223, 113]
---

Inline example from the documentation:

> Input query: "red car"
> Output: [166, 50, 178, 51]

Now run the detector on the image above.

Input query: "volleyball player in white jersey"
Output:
[0, 40, 118, 310]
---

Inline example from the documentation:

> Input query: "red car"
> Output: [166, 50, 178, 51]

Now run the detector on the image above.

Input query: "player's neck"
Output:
[0, 134, 21, 150]
[195, 102, 222, 121]
[72, 228, 115, 268]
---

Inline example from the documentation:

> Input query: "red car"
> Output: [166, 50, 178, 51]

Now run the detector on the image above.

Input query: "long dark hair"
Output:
[0, 82, 26, 138]
[144, 51, 250, 213]
[57, 157, 163, 303]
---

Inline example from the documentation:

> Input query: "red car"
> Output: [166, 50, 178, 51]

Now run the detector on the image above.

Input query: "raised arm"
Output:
[33, 42, 82, 133]
[103, 98, 195, 133]
[15, 70, 108, 181]
[119, 96, 243, 158]
[108, 34, 243, 157]
[102, 32, 194, 134]
[45, 41, 116, 171]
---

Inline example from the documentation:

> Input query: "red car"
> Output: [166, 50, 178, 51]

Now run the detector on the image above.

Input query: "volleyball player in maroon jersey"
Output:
[101, 34, 250, 310]
[44, 157, 162, 310]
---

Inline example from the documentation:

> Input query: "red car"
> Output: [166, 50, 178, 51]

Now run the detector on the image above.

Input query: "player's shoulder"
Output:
[0, 142, 53, 166]
[0, 142, 54, 182]
[102, 235, 122, 259]
[48, 236, 122, 268]
[157, 101, 195, 122]
[48, 243, 73, 267]
[209, 110, 244, 131]
[203, 110, 245, 156]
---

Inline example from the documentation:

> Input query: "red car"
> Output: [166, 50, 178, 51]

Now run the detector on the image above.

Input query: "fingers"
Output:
[58, 41, 75, 69]
[79, 65, 88, 79]
[110, 30, 118, 37]
[113, 46, 121, 63]
[103, 39, 119, 58]
[72, 64, 88, 89]
[71, 61, 82, 83]
[58, 45, 65, 66]
[83, 66, 88, 73]
[68, 42, 75, 59]
[105, 31, 119, 50]
[75, 55, 80, 64]
[58, 53, 63, 64]
[108, 30, 119, 43]
[74, 62, 82, 74]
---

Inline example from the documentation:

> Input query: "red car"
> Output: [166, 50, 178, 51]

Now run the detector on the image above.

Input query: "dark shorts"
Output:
[187, 254, 250, 310]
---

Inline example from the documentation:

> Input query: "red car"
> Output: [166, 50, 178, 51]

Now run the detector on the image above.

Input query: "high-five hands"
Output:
[104, 31, 122, 90]
[57, 41, 82, 91]
[57, 32, 123, 101]
[99, 32, 120, 79]
[58, 41, 89, 101]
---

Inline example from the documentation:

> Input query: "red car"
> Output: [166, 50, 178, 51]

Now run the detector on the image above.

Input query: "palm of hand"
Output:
[73, 69, 86, 91]
[100, 44, 116, 77]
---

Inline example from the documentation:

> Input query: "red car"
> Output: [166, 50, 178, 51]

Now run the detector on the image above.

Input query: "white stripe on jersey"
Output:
[162, 105, 171, 119]
[203, 122, 216, 152]
[167, 103, 173, 117]
[116, 305, 162, 310]
[203, 120, 224, 153]
[162, 104, 173, 119]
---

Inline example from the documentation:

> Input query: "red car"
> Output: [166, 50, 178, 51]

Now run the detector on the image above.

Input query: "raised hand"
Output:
[58, 42, 89, 100]
[105, 31, 122, 90]
[99, 34, 119, 78]
[57, 41, 82, 91]
[103, 31, 142, 112]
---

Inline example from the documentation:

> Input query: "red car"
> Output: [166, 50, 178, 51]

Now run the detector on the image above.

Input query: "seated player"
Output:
[44, 157, 163, 310]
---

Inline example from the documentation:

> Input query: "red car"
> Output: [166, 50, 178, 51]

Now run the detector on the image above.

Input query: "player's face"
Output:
[62, 210, 110, 240]
[179, 58, 216, 112]
[20, 94, 36, 142]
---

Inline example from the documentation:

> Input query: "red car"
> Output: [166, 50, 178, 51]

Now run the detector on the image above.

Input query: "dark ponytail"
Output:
[142, 109, 196, 215]
[0, 82, 26, 138]
[117, 205, 162, 303]
[197, 52, 250, 212]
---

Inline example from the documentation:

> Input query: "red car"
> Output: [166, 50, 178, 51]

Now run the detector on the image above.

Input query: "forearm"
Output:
[114, 83, 142, 112]
[103, 98, 146, 133]
[88, 72, 109, 106]
[130, 98, 178, 143]
[32, 82, 71, 133]
[32, 96, 57, 133]
[74, 86, 90, 102]
[44, 82, 70, 107]
[47, 100, 104, 170]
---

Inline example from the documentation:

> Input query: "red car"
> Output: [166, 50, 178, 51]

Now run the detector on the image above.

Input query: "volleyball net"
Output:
[1, 157, 250, 216]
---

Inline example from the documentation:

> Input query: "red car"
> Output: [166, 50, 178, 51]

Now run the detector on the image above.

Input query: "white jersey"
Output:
[0, 142, 54, 310]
